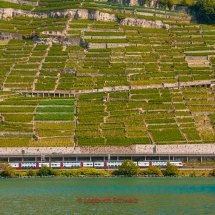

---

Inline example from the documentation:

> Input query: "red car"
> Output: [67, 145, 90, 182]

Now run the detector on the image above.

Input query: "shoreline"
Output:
[1, 176, 214, 179]
[1, 172, 214, 179]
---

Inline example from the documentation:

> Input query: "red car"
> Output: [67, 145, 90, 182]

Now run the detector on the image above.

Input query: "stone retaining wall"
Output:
[0, 144, 215, 155]
[33, 37, 82, 46]
[84, 36, 126, 39]
[109, 0, 189, 12]
[88, 43, 107, 49]
[107, 43, 131, 48]
[79, 146, 136, 154]
[17, 79, 213, 96]
[120, 17, 169, 30]
[0, 147, 76, 155]
[0, 8, 168, 30]
[0, 32, 22, 40]
[0, 8, 116, 21]
[185, 56, 208, 60]
[153, 144, 215, 154]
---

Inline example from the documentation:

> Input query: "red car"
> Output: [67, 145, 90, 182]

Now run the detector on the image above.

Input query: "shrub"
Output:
[212, 168, 215, 176]
[1, 163, 15, 177]
[163, 162, 179, 176]
[14, 171, 27, 177]
[37, 166, 56, 176]
[76, 168, 109, 176]
[27, 169, 37, 176]
[142, 166, 162, 176]
[189, 171, 196, 177]
[117, 160, 140, 176]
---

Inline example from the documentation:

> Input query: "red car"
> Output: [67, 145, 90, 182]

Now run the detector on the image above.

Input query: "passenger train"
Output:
[8, 160, 183, 169]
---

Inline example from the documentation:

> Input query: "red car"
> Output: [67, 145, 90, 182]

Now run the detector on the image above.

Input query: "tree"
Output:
[194, 0, 215, 24]
[0, 163, 15, 177]
[182, 0, 194, 6]
[157, 0, 174, 10]
[118, 160, 140, 176]
[145, 0, 150, 7]
[163, 162, 179, 176]
[167, 0, 174, 10]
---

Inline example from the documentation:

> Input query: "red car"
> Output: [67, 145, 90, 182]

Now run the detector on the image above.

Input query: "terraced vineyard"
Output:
[0, 93, 75, 146]
[76, 87, 215, 146]
[0, 0, 214, 147]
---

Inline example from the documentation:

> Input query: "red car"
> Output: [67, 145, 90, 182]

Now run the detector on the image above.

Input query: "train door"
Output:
[80, 162, 83, 168]
[149, 161, 152, 167]
[60, 162, 64, 169]
[18, 163, 22, 170]
[36, 162, 39, 169]
[104, 162, 108, 169]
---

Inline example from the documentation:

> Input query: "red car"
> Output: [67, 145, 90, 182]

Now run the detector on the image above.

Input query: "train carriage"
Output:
[50, 162, 61, 168]
[150, 161, 168, 167]
[83, 161, 94, 168]
[22, 162, 37, 169]
[107, 161, 130, 168]
[9, 162, 20, 169]
[169, 161, 183, 167]
[94, 161, 106, 169]
[107, 161, 122, 168]
[63, 161, 81, 168]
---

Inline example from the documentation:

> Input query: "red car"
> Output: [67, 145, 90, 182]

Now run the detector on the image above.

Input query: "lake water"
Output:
[0, 177, 215, 215]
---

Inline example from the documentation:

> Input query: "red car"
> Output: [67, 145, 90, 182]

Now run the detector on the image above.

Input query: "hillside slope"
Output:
[0, 0, 214, 147]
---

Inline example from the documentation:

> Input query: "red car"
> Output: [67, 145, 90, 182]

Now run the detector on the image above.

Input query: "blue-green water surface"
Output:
[0, 177, 215, 215]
